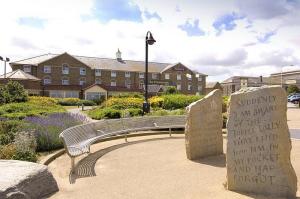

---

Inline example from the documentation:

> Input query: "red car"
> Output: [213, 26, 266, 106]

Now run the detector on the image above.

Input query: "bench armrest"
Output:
[153, 123, 158, 127]
[97, 130, 105, 134]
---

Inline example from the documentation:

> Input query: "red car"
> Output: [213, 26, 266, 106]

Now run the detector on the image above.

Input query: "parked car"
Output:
[288, 93, 300, 102]
[289, 95, 300, 104]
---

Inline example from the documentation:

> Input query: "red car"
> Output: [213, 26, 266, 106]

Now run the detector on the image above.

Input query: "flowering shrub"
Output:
[149, 96, 164, 108]
[57, 98, 96, 106]
[28, 96, 58, 106]
[104, 97, 143, 109]
[161, 94, 203, 110]
[88, 107, 121, 120]
[25, 113, 86, 151]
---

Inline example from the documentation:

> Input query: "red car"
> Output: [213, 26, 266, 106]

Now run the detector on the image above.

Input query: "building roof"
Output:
[221, 76, 262, 83]
[10, 52, 207, 75]
[205, 82, 219, 88]
[271, 69, 300, 77]
[83, 84, 142, 92]
[0, 69, 40, 81]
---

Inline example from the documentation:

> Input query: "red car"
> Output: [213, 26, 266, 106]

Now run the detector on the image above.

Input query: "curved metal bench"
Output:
[59, 115, 186, 171]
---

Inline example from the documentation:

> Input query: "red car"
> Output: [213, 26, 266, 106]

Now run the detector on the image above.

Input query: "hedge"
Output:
[88, 107, 122, 120]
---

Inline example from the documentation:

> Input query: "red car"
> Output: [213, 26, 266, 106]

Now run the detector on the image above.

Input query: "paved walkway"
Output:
[48, 134, 300, 199]
[67, 106, 95, 123]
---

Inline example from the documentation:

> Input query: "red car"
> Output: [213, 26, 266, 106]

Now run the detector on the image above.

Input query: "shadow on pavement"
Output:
[191, 154, 226, 168]
[69, 136, 184, 184]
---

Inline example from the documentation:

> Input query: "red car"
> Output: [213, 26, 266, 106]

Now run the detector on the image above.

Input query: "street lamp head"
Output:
[5, 57, 10, 62]
[0, 56, 3, 61]
[146, 32, 156, 45]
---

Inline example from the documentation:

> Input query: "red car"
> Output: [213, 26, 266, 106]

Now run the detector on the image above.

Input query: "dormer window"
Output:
[23, 65, 31, 73]
[177, 74, 181, 80]
[111, 71, 117, 77]
[95, 69, 101, 76]
[80, 67, 86, 75]
[125, 71, 130, 78]
[62, 64, 69, 75]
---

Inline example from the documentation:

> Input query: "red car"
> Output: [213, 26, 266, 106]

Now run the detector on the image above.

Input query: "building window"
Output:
[152, 73, 158, 79]
[65, 91, 79, 98]
[165, 73, 170, 80]
[198, 76, 202, 81]
[111, 80, 116, 86]
[125, 79, 131, 88]
[177, 74, 181, 80]
[50, 91, 64, 98]
[23, 65, 31, 73]
[86, 92, 106, 100]
[62, 77, 69, 85]
[44, 65, 51, 73]
[186, 73, 192, 80]
[80, 67, 86, 75]
[139, 80, 144, 89]
[125, 71, 131, 78]
[43, 76, 51, 85]
[177, 83, 181, 91]
[95, 78, 101, 84]
[241, 79, 248, 88]
[95, 69, 101, 76]
[62, 64, 69, 75]
[111, 71, 117, 77]
[139, 72, 144, 79]
[188, 84, 192, 91]
[198, 85, 202, 91]
[79, 77, 86, 86]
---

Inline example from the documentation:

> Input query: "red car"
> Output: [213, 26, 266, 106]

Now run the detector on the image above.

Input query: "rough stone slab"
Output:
[226, 86, 297, 198]
[185, 89, 223, 160]
[0, 160, 58, 199]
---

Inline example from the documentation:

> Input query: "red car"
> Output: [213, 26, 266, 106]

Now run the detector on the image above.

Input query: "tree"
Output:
[0, 81, 28, 104]
[287, 85, 300, 94]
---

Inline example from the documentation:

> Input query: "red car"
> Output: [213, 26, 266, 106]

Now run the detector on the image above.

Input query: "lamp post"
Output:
[143, 31, 156, 114]
[0, 56, 10, 78]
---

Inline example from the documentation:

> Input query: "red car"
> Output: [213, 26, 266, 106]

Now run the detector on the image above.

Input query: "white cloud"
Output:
[0, 0, 300, 83]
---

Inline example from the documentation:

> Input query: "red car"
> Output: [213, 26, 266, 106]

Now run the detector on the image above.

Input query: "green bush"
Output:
[148, 109, 185, 116]
[111, 92, 143, 98]
[0, 101, 65, 119]
[163, 86, 178, 95]
[104, 97, 143, 109]
[222, 113, 227, 128]
[162, 94, 203, 110]
[127, 108, 143, 117]
[0, 81, 28, 104]
[0, 120, 25, 145]
[57, 98, 96, 106]
[12, 150, 37, 162]
[222, 96, 229, 113]
[0, 144, 17, 159]
[88, 108, 121, 120]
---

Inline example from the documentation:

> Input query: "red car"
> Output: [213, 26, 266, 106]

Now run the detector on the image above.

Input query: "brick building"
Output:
[9, 51, 206, 99]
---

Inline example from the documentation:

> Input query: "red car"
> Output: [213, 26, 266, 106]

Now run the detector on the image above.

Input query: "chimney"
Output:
[116, 48, 122, 62]
[260, 75, 263, 83]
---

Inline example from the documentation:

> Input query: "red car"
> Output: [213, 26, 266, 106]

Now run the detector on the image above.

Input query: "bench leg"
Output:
[71, 157, 75, 173]
[169, 128, 172, 137]
[125, 133, 128, 142]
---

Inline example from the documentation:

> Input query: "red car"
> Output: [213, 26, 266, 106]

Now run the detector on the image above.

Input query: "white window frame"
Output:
[23, 65, 31, 73]
[62, 77, 69, 85]
[62, 64, 69, 75]
[139, 72, 144, 79]
[125, 79, 131, 88]
[186, 74, 192, 80]
[80, 67, 86, 76]
[177, 83, 181, 91]
[152, 73, 158, 79]
[43, 76, 51, 85]
[43, 65, 51, 73]
[139, 80, 144, 89]
[95, 78, 101, 84]
[50, 90, 64, 98]
[198, 76, 202, 81]
[111, 80, 116, 87]
[165, 73, 170, 80]
[125, 71, 131, 78]
[111, 71, 117, 77]
[188, 84, 192, 91]
[79, 78, 86, 86]
[65, 91, 79, 98]
[95, 69, 101, 76]
[177, 74, 182, 80]
[198, 85, 202, 91]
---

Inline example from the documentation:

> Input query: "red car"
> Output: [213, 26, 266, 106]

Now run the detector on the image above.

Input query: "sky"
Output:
[0, 0, 300, 82]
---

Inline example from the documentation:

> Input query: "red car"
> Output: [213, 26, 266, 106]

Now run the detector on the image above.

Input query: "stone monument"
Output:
[185, 89, 223, 160]
[226, 86, 297, 198]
